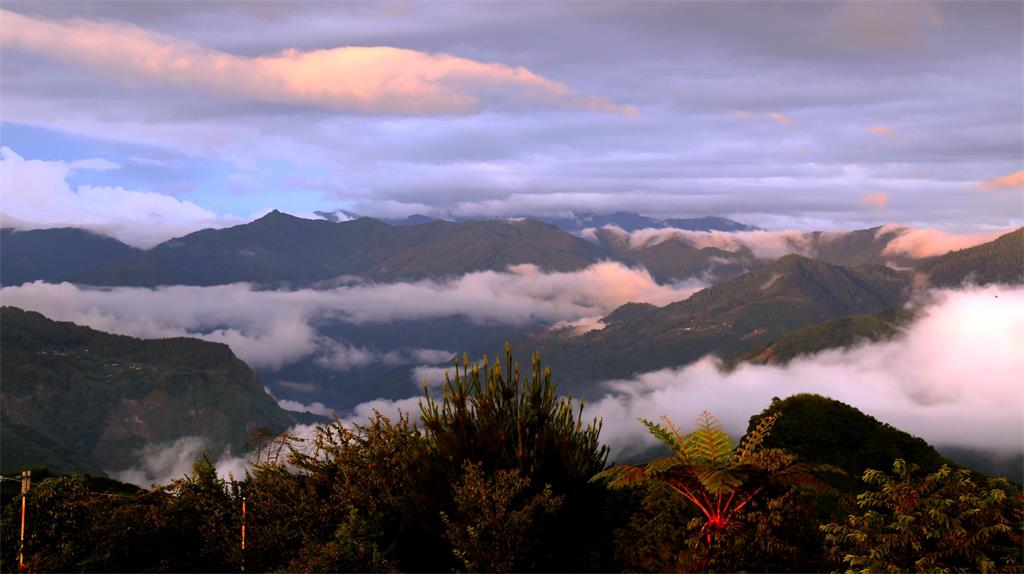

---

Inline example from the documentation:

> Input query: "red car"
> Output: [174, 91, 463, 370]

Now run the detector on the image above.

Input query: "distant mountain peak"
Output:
[535, 211, 760, 234]
[257, 208, 292, 219]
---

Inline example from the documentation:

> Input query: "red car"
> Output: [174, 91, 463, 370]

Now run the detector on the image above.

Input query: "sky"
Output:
[1, 1, 1022, 242]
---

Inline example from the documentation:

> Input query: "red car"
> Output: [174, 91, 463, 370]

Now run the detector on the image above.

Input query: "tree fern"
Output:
[593, 410, 837, 547]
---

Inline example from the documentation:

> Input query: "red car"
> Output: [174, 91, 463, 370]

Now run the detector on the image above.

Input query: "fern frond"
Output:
[640, 417, 686, 456]
[694, 467, 743, 495]
[644, 456, 684, 477]
[734, 412, 780, 464]
[591, 464, 647, 488]
[683, 412, 734, 466]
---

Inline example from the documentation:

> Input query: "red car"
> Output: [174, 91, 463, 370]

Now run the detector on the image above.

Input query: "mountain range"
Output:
[4, 210, 1017, 288]
[5, 211, 602, 286]
[312, 209, 760, 233]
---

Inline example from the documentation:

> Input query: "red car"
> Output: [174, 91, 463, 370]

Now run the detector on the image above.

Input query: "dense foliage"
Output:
[823, 460, 1024, 572]
[747, 394, 949, 487]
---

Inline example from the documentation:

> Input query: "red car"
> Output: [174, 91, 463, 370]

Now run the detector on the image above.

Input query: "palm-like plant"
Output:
[593, 411, 833, 546]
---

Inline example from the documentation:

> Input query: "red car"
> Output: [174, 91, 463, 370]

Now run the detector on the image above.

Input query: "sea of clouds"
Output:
[1, 262, 706, 370]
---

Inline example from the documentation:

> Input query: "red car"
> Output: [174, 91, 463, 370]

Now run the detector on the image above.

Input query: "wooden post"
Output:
[18, 470, 31, 570]
[240, 496, 246, 572]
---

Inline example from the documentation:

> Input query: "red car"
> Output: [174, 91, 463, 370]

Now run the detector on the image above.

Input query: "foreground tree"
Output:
[420, 343, 609, 489]
[822, 459, 1024, 573]
[420, 344, 617, 571]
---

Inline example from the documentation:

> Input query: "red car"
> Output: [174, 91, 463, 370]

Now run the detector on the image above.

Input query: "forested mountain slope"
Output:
[1, 228, 142, 286]
[532, 255, 913, 391]
[1, 307, 293, 475]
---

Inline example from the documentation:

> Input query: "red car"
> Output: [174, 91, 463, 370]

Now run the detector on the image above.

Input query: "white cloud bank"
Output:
[0, 262, 704, 370]
[0, 9, 631, 117]
[586, 285, 1024, 459]
[110, 435, 254, 487]
[590, 224, 1013, 260]
[0, 147, 239, 248]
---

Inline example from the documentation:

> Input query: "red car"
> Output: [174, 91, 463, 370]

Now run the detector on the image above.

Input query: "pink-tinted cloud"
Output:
[868, 124, 895, 136]
[594, 225, 815, 259]
[831, 2, 944, 51]
[769, 112, 794, 125]
[879, 225, 1012, 258]
[860, 191, 889, 208]
[594, 224, 1012, 261]
[0, 9, 632, 117]
[978, 171, 1024, 190]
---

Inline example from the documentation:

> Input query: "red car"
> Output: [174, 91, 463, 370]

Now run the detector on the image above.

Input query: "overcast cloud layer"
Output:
[0, 2, 1020, 231]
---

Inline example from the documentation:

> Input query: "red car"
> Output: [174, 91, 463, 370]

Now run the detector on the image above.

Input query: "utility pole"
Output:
[18, 470, 31, 571]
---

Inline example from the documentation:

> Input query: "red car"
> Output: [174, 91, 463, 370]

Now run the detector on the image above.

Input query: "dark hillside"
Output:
[0, 307, 293, 475]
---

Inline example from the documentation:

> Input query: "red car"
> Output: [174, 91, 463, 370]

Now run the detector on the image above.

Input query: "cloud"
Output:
[597, 225, 816, 259]
[768, 112, 794, 125]
[0, 8, 631, 117]
[276, 399, 334, 417]
[278, 380, 317, 393]
[68, 157, 122, 170]
[0, 262, 702, 370]
[587, 285, 1024, 460]
[596, 224, 1014, 261]
[979, 170, 1024, 190]
[1, 3, 1019, 234]
[313, 339, 376, 371]
[831, 2, 944, 51]
[408, 348, 457, 364]
[860, 191, 889, 208]
[550, 316, 607, 336]
[111, 422, 325, 486]
[879, 224, 1011, 258]
[868, 125, 895, 137]
[0, 147, 239, 248]
[109, 435, 262, 486]
[411, 366, 453, 387]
